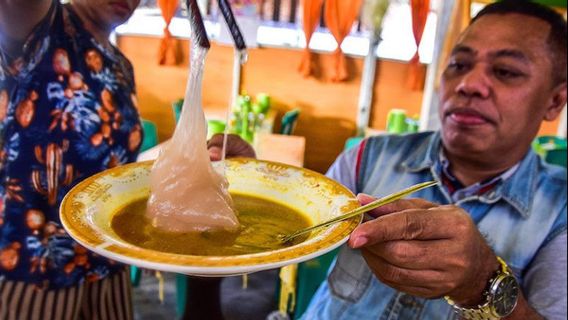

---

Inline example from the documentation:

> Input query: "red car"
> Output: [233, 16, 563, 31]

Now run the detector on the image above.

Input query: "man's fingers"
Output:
[207, 133, 224, 147]
[356, 193, 376, 206]
[349, 207, 456, 248]
[356, 195, 437, 218]
[208, 147, 223, 161]
[360, 254, 447, 299]
[207, 134, 256, 159]
[363, 239, 456, 270]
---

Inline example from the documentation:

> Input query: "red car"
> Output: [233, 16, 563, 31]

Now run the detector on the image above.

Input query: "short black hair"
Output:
[472, 0, 567, 85]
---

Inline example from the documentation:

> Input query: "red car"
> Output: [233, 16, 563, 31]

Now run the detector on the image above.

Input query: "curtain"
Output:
[324, 0, 364, 82]
[406, 0, 430, 90]
[435, 0, 471, 88]
[158, 0, 180, 65]
[298, 0, 325, 77]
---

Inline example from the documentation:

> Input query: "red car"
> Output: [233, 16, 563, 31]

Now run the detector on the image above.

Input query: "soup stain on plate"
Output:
[111, 193, 312, 256]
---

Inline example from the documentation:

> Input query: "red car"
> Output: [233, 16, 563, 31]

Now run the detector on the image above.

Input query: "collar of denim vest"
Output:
[401, 131, 536, 219]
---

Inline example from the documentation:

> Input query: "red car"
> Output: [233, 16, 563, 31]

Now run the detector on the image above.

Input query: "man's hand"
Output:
[348, 194, 499, 306]
[207, 134, 256, 161]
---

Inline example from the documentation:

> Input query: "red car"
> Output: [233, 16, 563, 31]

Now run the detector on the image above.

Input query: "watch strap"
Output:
[444, 257, 511, 320]
[445, 297, 499, 320]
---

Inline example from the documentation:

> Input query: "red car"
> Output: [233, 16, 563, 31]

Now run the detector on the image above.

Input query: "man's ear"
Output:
[544, 82, 567, 121]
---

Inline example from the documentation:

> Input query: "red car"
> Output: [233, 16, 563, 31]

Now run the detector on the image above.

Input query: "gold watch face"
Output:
[491, 275, 519, 317]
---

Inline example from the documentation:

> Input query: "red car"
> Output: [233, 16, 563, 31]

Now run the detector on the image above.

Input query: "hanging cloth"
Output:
[157, 0, 180, 65]
[406, 0, 430, 90]
[435, 0, 471, 88]
[324, 0, 364, 82]
[298, 0, 325, 77]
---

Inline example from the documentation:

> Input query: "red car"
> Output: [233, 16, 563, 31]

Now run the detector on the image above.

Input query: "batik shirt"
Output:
[0, 2, 142, 289]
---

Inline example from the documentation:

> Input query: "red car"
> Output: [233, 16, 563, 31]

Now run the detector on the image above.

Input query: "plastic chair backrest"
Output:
[344, 137, 364, 150]
[140, 119, 159, 152]
[532, 136, 567, 168]
[545, 149, 567, 168]
[280, 109, 300, 135]
[172, 99, 184, 124]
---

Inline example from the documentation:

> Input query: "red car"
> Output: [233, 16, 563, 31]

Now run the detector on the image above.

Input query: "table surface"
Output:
[253, 133, 305, 167]
[137, 133, 306, 168]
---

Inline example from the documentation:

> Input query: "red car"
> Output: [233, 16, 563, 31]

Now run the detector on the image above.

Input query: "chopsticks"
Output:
[185, 0, 247, 51]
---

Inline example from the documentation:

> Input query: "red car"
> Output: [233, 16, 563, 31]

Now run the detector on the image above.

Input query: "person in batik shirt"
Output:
[0, 1, 256, 318]
[0, 1, 142, 318]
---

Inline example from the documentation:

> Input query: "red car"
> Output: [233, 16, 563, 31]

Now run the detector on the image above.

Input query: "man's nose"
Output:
[455, 66, 490, 99]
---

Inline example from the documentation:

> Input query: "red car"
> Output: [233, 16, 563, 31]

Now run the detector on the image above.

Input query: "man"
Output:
[303, 1, 566, 319]
[0, 1, 254, 319]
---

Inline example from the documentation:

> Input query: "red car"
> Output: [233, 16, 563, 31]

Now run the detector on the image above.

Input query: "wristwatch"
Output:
[445, 257, 519, 320]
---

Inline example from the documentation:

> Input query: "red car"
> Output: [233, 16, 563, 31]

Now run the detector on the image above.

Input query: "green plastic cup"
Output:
[256, 93, 271, 114]
[386, 109, 408, 134]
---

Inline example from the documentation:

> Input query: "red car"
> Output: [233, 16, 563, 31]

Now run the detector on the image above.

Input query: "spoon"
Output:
[277, 180, 439, 244]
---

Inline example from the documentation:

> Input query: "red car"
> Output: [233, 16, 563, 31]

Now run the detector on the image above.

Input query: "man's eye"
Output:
[493, 67, 522, 80]
[446, 61, 469, 73]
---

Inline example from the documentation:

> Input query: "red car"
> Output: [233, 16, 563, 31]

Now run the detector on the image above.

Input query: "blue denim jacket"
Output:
[302, 132, 567, 320]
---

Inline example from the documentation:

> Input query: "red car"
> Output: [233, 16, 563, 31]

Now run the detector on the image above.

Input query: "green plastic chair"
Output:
[175, 274, 188, 317]
[532, 136, 567, 168]
[280, 109, 300, 136]
[140, 119, 158, 152]
[172, 99, 184, 124]
[344, 137, 364, 150]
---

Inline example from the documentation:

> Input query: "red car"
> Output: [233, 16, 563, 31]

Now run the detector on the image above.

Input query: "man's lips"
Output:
[446, 109, 492, 126]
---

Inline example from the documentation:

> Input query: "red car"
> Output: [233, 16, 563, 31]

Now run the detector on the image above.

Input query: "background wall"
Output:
[117, 35, 561, 173]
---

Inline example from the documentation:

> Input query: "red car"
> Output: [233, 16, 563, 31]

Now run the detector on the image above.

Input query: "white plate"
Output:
[60, 158, 361, 276]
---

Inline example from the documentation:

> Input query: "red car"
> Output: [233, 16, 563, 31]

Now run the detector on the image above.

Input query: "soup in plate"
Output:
[111, 193, 312, 256]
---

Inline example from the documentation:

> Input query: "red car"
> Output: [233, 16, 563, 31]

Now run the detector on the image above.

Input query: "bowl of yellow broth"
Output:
[60, 158, 361, 276]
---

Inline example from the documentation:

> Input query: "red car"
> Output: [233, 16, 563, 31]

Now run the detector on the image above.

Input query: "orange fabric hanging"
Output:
[298, 0, 324, 77]
[324, 0, 363, 82]
[435, 0, 471, 88]
[158, 0, 180, 65]
[407, 0, 430, 90]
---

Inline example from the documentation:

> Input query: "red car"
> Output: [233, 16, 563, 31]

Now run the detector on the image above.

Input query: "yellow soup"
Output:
[111, 193, 312, 256]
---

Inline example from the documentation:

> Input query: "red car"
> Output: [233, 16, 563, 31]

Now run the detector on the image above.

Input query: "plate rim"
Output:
[60, 159, 361, 275]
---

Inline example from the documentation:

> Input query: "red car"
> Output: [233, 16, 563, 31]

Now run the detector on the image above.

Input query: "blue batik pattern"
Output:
[0, 2, 142, 289]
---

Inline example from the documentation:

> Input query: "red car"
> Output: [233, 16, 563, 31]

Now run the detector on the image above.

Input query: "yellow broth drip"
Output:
[111, 194, 312, 256]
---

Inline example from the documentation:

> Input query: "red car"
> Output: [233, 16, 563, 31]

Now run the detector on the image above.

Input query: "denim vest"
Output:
[302, 132, 567, 320]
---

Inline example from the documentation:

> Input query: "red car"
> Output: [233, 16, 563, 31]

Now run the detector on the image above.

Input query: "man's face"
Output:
[439, 13, 566, 161]
[73, 0, 141, 29]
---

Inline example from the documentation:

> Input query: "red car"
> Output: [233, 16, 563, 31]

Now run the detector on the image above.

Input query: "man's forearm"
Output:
[505, 292, 544, 320]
